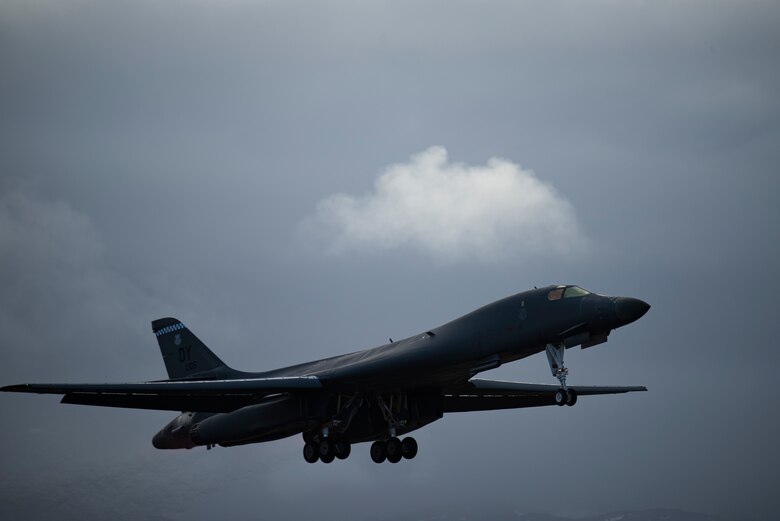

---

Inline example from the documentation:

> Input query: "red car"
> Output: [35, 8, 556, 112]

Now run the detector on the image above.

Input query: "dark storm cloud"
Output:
[1, 1, 778, 520]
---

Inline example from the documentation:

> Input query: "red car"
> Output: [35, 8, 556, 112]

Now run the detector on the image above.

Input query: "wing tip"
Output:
[1, 384, 33, 392]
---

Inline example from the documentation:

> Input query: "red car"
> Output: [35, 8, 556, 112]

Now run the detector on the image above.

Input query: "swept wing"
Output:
[1, 376, 321, 413]
[444, 378, 647, 412]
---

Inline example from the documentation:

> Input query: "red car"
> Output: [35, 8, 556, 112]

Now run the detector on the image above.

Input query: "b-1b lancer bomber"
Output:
[2, 285, 649, 463]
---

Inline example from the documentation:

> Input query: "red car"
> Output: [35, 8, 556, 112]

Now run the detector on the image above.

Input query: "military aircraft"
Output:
[2, 285, 649, 464]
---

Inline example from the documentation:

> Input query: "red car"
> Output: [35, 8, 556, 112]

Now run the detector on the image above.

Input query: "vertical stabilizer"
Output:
[151, 318, 232, 380]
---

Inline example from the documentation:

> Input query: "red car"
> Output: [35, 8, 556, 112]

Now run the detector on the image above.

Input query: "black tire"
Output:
[320, 451, 335, 463]
[319, 439, 334, 460]
[401, 437, 418, 459]
[386, 437, 402, 463]
[334, 438, 351, 460]
[566, 389, 578, 406]
[303, 442, 319, 463]
[370, 440, 386, 463]
[555, 389, 567, 406]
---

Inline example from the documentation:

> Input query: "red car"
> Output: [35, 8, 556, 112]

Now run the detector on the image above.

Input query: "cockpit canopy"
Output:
[547, 285, 590, 301]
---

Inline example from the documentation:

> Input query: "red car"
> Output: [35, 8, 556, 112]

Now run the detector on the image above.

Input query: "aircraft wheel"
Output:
[566, 389, 578, 406]
[334, 438, 351, 460]
[554, 389, 567, 406]
[401, 437, 418, 459]
[386, 437, 403, 463]
[320, 451, 335, 463]
[370, 440, 387, 463]
[319, 439, 335, 461]
[303, 442, 319, 463]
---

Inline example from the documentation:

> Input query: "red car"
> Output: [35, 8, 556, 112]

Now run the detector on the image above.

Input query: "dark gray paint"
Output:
[3, 286, 648, 456]
[0, 1, 777, 519]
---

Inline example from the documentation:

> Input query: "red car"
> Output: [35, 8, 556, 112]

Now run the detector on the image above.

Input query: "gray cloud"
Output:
[0, 190, 159, 384]
[304, 146, 586, 263]
[0, 1, 778, 520]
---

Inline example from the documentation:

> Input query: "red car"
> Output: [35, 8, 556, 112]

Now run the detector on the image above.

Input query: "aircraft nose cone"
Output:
[614, 297, 650, 325]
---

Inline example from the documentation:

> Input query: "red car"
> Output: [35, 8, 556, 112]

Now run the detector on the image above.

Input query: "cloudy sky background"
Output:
[1, 1, 778, 519]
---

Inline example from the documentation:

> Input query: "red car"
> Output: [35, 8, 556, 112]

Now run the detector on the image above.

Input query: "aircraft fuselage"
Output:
[2, 285, 650, 462]
[258, 286, 647, 393]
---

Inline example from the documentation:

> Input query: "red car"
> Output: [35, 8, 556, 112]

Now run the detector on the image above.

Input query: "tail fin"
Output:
[152, 318, 234, 380]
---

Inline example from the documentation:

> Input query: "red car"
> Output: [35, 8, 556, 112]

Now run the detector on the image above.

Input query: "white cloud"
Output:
[304, 146, 587, 263]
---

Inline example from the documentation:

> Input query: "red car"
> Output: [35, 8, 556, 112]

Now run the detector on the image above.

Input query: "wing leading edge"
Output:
[2, 376, 646, 414]
[443, 378, 647, 413]
[1, 376, 322, 413]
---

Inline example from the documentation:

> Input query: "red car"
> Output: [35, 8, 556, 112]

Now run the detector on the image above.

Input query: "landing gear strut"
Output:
[301, 393, 421, 463]
[368, 394, 419, 463]
[546, 343, 577, 406]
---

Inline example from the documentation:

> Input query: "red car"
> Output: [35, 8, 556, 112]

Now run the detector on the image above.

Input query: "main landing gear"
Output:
[368, 394, 418, 463]
[302, 393, 422, 463]
[370, 436, 418, 463]
[303, 435, 418, 464]
[546, 343, 577, 406]
[303, 436, 352, 464]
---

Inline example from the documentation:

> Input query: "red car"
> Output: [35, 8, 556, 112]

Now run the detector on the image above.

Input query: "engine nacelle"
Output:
[152, 394, 308, 449]
[152, 411, 200, 449]
[192, 394, 307, 446]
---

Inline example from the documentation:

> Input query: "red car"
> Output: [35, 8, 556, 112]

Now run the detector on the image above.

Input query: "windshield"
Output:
[563, 286, 590, 298]
[548, 285, 590, 301]
[547, 286, 564, 301]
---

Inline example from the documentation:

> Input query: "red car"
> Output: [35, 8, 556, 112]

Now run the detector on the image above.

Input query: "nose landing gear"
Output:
[546, 343, 577, 406]
[554, 387, 577, 406]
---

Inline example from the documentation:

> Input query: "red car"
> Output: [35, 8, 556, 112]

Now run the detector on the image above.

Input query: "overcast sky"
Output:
[1, 1, 778, 520]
